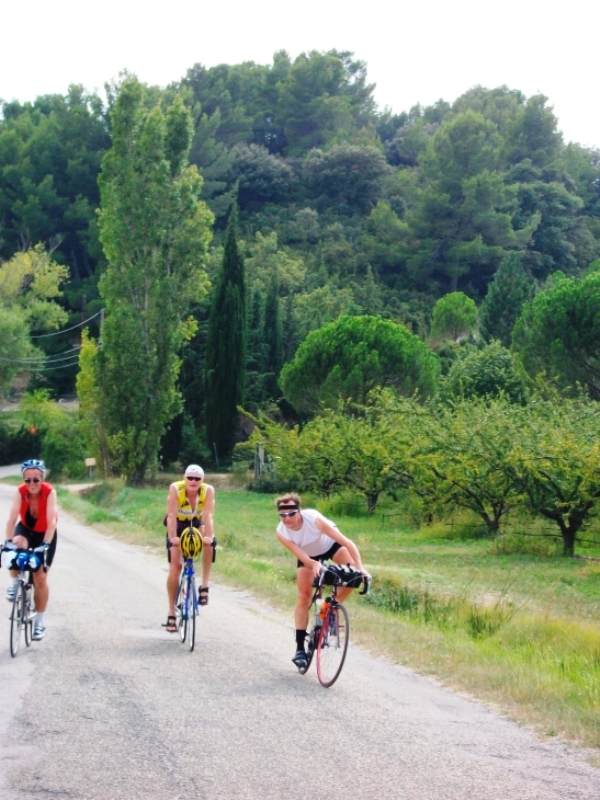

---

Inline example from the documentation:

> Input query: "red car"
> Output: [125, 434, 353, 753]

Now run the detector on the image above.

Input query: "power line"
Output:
[30, 308, 104, 338]
[0, 346, 82, 365]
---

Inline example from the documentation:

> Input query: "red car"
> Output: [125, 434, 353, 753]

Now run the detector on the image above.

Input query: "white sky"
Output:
[1, 0, 598, 148]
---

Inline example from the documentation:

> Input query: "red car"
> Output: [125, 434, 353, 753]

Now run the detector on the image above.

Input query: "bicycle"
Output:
[298, 564, 370, 688]
[1, 544, 47, 658]
[174, 524, 217, 652]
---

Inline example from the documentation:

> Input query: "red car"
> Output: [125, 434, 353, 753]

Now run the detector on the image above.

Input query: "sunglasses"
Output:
[278, 510, 298, 518]
[186, 476, 202, 482]
[24, 478, 41, 484]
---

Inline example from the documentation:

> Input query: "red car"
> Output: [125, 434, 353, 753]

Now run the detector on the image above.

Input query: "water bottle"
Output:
[315, 598, 324, 626]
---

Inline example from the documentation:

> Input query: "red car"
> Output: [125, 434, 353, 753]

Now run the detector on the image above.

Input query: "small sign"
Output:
[84, 458, 97, 468]
[29, 426, 37, 435]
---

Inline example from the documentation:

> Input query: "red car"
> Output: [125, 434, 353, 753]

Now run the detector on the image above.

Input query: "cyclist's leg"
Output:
[292, 565, 314, 667]
[199, 527, 212, 605]
[167, 540, 183, 621]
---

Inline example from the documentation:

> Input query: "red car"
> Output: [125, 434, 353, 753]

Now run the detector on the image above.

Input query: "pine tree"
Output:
[204, 204, 247, 462]
[479, 253, 534, 346]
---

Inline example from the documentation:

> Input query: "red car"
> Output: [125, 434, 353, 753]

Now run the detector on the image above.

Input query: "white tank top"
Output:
[277, 509, 337, 557]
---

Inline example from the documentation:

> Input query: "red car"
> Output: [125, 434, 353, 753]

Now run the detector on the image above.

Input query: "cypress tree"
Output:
[479, 253, 534, 346]
[204, 204, 247, 462]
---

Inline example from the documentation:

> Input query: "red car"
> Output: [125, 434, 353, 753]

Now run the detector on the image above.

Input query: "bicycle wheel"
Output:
[24, 585, 33, 647]
[187, 576, 196, 652]
[10, 583, 25, 658]
[175, 579, 187, 643]
[316, 603, 349, 687]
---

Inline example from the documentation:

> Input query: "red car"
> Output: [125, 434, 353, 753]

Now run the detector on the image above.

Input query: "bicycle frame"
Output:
[299, 564, 370, 686]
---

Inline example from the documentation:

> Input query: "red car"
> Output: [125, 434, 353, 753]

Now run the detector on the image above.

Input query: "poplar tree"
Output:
[88, 77, 213, 483]
[205, 204, 247, 462]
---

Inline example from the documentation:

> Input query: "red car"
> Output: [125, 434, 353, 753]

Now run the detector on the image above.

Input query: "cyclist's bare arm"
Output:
[314, 517, 369, 576]
[202, 485, 215, 546]
[166, 484, 181, 548]
[275, 530, 323, 578]
[5, 491, 21, 540]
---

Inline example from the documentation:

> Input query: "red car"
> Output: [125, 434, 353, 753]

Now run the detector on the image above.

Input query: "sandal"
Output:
[198, 587, 209, 606]
[162, 615, 177, 633]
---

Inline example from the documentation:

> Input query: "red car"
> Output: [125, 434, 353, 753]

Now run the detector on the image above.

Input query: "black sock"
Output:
[296, 629, 307, 651]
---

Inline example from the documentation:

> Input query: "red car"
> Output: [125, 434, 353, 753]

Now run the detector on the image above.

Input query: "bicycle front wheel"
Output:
[10, 583, 25, 658]
[24, 586, 34, 647]
[187, 577, 196, 652]
[175, 579, 187, 643]
[316, 603, 349, 687]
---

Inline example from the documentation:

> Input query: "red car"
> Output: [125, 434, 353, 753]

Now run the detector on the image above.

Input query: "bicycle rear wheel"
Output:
[187, 576, 196, 652]
[316, 603, 349, 687]
[175, 579, 187, 643]
[10, 583, 25, 658]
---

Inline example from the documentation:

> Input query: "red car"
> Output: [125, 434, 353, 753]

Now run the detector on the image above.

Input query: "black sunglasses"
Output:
[24, 478, 41, 484]
[278, 510, 298, 518]
[186, 476, 202, 481]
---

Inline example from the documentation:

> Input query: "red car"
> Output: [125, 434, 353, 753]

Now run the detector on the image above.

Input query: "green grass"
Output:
[53, 477, 600, 750]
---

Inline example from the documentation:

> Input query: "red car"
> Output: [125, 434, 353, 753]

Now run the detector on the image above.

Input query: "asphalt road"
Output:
[0, 478, 598, 799]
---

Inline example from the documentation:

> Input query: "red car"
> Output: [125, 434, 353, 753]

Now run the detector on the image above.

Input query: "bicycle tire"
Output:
[187, 576, 196, 652]
[176, 579, 187, 643]
[10, 583, 25, 658]
[316, 603, 349, 687]
[24, 585, 33, 647]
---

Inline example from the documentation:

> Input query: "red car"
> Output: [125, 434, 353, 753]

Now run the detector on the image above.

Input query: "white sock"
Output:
[35, 612, 45, 626]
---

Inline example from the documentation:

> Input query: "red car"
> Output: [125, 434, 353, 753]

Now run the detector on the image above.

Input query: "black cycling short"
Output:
[296, 541, 341, 569]
[14, 522, 57, 567]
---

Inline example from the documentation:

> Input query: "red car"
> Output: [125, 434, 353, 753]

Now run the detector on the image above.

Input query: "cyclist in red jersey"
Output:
[4, 459, 58, 640]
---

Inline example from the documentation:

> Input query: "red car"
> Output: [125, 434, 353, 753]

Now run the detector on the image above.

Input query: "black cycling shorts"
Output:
[296, 541, 341, 569]
[14, 522, 57, 568]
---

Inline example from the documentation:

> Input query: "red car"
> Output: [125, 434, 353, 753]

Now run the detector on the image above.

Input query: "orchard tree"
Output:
[507, 397, 600, 554]
[280, 314, 439, 413]
[89, 77, 213, 483]
[412, 398, 523, 536]
[205, 203, 247, 462]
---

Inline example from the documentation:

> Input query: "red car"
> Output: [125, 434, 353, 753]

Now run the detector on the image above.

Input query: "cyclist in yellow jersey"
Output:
[163, 464, 215, 632]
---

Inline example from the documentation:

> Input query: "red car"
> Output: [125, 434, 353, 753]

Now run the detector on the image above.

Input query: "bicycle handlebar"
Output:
[1, 543, 48, 573]
[313, 564, 371, 595]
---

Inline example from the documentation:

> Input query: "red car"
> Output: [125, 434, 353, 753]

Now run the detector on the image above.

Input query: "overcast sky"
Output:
[1, 0, 597, 148]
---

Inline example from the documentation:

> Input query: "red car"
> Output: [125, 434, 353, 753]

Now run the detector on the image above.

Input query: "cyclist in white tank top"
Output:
[275, 492, 370, 670]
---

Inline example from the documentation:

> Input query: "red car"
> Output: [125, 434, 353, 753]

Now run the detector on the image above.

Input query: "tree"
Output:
[440, 342, 528, 404]
[406, 111, 518, 295]
[90, 78, 213, 483]
[507, 397, 600, 555]
[280, 315, 439, 413]
[411, 398, 523, 536]
[430, 292, 477, 342]
[512, 270, 600, 399]
[302, 144, 390, 215]
[0, 245, 69, 395]
[478, 252, 533, 346]
[205, 203, 247, 462]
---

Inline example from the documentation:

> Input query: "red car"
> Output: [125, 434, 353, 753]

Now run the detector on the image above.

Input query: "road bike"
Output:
[298, 564, 370, 688]
[174, 524, 217, 653]
[1, 545, 46, 657]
